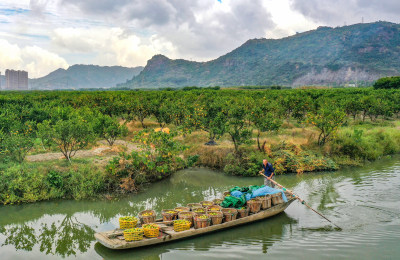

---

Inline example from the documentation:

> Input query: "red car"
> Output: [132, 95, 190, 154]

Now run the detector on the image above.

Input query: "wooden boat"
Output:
[95, 197, 295, 250]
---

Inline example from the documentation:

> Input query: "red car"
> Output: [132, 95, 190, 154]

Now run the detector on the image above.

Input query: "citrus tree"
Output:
[188, 98, 226, 145]
[93, 114, 128, 146]
[38, 112, 95, 162]
[307, 105, 346, 145]
[224, 101, 252, 153]
[250, 101, 282, 152]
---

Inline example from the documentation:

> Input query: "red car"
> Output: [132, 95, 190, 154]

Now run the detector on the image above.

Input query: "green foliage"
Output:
[149, 93, 174, 128]
[271, 142, 338, 174]
[107, 130, 187, 192]
[0, 164, 110, 204]
[93, 114, 127, 145]
[37, 112, 95, 162]
[46, 170, 63, 188]
[126, 96, 151, 128]
[373, 76, 400, 89]
[224, 103, 252, 152]
[189, 97, 227, 144]
[0, 121, 36, 163]
[307, 105, 346, 145]
[250, 100, 282, 152]
[331, 128, 400, 161]
[223, 150, 265, 176]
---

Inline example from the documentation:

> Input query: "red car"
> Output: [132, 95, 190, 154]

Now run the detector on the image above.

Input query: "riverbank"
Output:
[1, 118, 399, 205]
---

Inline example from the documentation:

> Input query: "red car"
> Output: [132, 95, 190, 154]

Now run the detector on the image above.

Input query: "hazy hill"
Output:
[124, 21, 400, 88]
[30, 65, 143, 90]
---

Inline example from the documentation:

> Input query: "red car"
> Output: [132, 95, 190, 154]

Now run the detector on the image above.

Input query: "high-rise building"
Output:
[5, 69, 29, 90]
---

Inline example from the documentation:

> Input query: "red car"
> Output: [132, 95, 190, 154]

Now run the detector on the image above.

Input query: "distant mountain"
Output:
[30, 65, 143, 90]
[123, 21, 400, 88]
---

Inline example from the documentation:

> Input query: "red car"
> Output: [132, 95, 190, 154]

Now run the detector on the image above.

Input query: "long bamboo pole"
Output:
[260, 173, 342, 230]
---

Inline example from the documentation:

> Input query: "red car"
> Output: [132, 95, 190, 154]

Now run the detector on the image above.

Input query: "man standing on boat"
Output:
[260, 159, 275, 188]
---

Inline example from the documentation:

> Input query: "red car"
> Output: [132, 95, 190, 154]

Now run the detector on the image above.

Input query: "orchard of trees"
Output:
[1, 87, 400, 164]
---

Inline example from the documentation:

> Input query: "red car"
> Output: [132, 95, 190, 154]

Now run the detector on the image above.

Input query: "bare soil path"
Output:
[26, 140, 139, 162]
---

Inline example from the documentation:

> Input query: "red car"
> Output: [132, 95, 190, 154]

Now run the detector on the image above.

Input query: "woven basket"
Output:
[143, 224, 160, 238]
[194, 215, 211, 229]
[257, 195, 272, 209]
[271, 193, 284, 205]
[199, 201, 214, 207]
[208, 211, 223, 225]
[223, 191, 231, 197]
[178, 211, 194, 227]
[119, 217, 138, 230]
[207, 205, 222, 212]
[173, 220, 191, 232]
[175, 206, 190, 212]
[139, 210, 156, 224]
[161, 209, 178, 221]
[237, 208, 250, 218]
[187, 203, 202, 211]
[213, 198, 223, 205]
[123, 228, 143, 241]
[221, 208, 238, 222]
[247, 199, 262, 213]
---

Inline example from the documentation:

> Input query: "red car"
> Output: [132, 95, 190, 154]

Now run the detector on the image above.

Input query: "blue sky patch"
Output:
[0, 8, 29, 16]
[19, 33, 50, 40]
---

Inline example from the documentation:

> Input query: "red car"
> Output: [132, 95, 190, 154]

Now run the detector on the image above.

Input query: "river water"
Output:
[1, 156, 399, 259]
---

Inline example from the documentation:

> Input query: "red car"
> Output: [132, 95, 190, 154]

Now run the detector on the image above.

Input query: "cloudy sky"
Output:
[0, 0, 399, 78]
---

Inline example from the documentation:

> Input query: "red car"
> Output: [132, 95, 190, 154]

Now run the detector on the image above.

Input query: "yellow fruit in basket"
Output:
[120, 216, 138, 221]
[143, 224, 159, 229]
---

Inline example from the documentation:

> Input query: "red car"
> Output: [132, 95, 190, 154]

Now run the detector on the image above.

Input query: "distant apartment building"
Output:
[5, 69, 28, 90]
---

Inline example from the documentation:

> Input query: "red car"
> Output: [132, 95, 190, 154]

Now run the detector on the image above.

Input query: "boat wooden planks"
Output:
[95, 198, 294, 250]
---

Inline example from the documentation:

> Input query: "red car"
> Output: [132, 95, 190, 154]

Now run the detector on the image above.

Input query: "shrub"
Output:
[331, 128, 400, 161]
[271, 141, 338, 174]
[223, 150, 265, 176]
[373, 76, 400, 89]
[0, 163, 110, 204]
[0, 121, 36, 163]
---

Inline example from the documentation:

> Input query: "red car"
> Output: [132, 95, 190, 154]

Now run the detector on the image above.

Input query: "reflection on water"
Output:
[0, 157, 400, 259]
[1, 215, 94, 257]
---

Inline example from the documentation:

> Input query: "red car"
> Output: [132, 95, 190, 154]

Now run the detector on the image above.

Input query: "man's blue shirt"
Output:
[262, 162, 275, 177]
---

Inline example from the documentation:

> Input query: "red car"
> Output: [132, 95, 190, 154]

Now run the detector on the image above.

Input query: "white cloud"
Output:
[51, 27, 177, 67]
[0, 39, 68, 78]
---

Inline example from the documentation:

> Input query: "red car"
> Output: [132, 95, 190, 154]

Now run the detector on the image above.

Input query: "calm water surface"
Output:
[1, 156, 399, 259]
